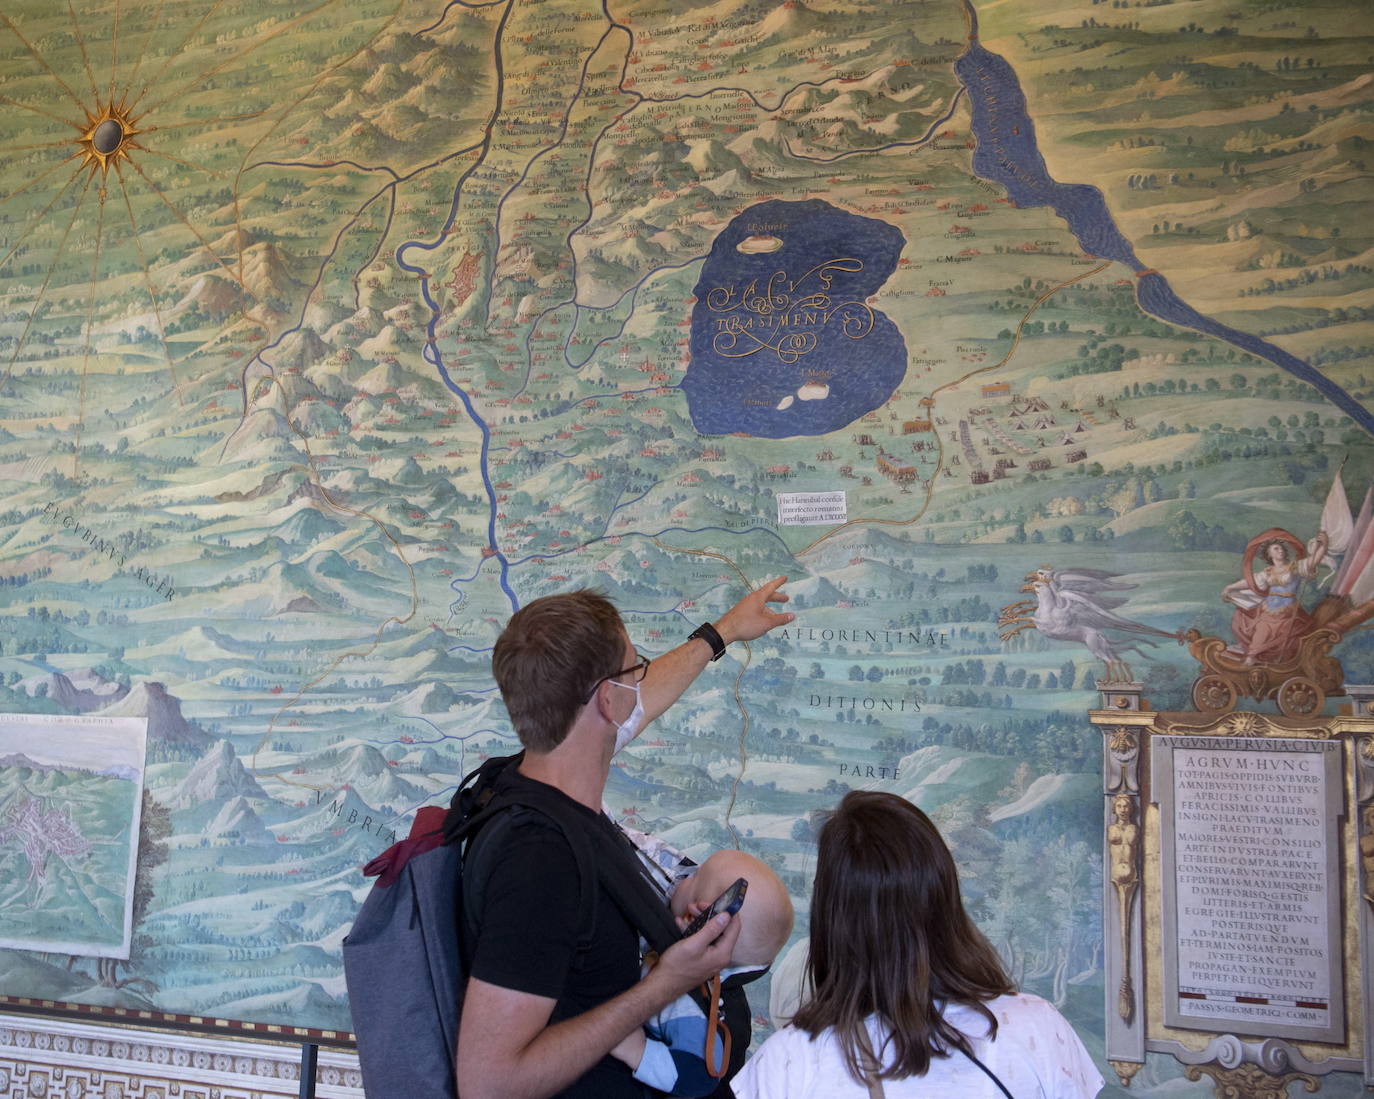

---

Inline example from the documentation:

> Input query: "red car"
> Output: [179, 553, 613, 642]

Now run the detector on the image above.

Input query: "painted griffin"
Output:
[998, 566, 1179, 683]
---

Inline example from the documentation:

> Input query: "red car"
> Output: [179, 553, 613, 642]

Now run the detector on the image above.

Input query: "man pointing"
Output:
[456, 578, 794, 1099]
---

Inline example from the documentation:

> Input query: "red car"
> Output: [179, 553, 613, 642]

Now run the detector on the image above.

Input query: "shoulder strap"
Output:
[586, 820, 721, 1018]
[443, 752, 523, 843]
[460, 788, 601, 956]
[859, 1024, 1016, 1098]
[960, 1048, 1014, 1099]
[447, 763, 708, 1010]
[589, 819, 682, 955]
[855, 1023, 886, 1099]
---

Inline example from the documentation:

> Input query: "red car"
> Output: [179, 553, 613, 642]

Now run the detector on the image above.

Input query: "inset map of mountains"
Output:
[0, 715, 147, 958]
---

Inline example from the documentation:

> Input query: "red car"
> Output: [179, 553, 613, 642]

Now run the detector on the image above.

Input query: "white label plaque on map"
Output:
[776, 491, 847, 526]
[1154, 735, 1344, 1042]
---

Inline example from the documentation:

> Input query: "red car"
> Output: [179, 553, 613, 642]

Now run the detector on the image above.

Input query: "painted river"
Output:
[956, 0, 1372, 435]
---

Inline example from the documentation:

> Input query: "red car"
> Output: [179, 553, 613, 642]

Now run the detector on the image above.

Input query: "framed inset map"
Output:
[0, 713, 148, 958]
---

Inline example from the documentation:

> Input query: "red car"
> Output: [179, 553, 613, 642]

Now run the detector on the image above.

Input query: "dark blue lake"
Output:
[684, 199, 907, 438]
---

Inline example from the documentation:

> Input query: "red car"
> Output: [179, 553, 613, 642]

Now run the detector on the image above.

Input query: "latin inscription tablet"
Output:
[1153, 735, 1344, 1043]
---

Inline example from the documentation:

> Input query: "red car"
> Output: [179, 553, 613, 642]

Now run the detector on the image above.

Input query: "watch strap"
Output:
[688, 622, 727, 661]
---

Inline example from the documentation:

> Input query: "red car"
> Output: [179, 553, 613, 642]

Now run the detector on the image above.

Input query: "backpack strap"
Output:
[443, 758, 710, 1014]
[443, 752, 524, 843]
[458, 790, 601, 957]
[440, 754, 676, 949]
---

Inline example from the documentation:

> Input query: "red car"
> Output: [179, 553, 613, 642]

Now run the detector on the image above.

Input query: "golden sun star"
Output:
[77, 100, 141, 177]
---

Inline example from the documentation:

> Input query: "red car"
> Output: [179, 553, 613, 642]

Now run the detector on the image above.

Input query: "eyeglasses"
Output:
[582, 653, 651, 704]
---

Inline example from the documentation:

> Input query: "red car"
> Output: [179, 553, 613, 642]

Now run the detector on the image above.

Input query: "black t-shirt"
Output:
[465, 773, 645, 1099]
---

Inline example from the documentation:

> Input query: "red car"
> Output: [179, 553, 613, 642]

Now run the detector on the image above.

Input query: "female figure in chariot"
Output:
[1222, 527, 1329, 666]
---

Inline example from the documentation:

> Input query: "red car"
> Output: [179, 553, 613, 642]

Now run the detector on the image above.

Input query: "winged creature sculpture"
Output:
[998, 567, 1178, 683]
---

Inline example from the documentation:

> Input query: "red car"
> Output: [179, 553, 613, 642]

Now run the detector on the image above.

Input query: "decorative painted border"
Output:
[0, 1012, 363, 1097]
[0, 996, 355, 1047]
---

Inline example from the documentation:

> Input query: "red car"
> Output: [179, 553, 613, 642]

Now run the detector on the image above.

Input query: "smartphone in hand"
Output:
[682, 877, 748, 936]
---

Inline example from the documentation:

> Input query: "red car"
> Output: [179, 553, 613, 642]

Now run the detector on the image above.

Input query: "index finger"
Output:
[756, 575, 789, 602]
[676, 901, 707, 930]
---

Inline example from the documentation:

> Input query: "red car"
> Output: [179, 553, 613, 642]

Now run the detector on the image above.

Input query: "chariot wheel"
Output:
[1276, 676, 1324, 718]
[1192, 675, 1236, 714]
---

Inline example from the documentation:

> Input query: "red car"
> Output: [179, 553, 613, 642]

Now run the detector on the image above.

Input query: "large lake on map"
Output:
[684, 199, 907, 438]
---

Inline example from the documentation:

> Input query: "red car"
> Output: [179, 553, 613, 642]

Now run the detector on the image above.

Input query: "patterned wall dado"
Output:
[0, 1013, 363, 1098]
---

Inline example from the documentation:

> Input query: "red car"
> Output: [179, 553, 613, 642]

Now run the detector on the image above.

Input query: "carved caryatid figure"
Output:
[1108, 794, 1140, 1022]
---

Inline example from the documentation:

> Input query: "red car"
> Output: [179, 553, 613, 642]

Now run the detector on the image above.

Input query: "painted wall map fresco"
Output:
[0, 0, 1372, 1091]
[0, 713, 147, 958]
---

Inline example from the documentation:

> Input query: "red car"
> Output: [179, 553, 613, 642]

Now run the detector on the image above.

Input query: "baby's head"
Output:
[672, 849, 794, 970]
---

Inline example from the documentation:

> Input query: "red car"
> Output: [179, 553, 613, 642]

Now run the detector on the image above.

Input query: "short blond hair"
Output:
[676, 849, 793, 968]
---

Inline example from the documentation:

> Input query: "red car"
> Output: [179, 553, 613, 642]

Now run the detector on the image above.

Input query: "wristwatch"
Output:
[688, 622, 727, 661]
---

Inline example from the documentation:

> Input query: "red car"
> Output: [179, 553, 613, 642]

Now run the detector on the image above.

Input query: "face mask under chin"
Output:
[608, 679, 644, 754]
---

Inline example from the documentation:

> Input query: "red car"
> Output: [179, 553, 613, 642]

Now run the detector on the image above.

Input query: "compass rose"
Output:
[77, 100, 141, 177]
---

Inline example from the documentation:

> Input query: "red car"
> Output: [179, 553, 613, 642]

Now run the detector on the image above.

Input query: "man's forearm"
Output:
[639, 576, 792, 727]
[640, 632, 716, 724]
[459, 970, 681, 1099]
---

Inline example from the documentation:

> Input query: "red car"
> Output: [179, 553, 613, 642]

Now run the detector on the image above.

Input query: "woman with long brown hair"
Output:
[732, 791, 1102, 1098]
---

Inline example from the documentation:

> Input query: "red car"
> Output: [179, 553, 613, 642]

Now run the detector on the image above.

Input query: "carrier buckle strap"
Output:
[703, 972, 732, 1079]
